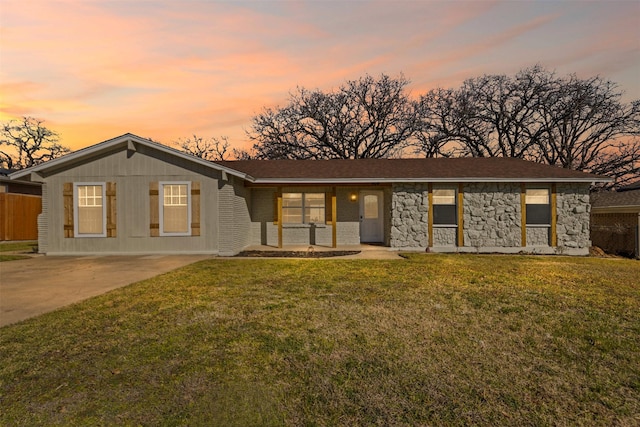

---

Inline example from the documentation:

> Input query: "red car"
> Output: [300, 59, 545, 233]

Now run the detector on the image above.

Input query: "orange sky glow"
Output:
[1, 0, 639, 155]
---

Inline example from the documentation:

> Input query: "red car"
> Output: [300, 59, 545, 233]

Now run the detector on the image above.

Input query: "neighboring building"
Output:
[0, 169, 42, 241]
[10, 134, 608, 256]
[591, 183, 640, 258]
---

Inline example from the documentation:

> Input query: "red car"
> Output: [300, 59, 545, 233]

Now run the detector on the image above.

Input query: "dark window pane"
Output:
[526, 204, 550, 225]
[433, 205, 457, 225]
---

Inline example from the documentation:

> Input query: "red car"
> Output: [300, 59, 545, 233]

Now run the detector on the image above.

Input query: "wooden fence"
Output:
[0, 193, 42, 241]
[591, 212, 639, 258]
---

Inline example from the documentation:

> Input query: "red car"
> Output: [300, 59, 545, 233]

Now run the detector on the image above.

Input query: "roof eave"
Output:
[592, 205, 640, 213]
[250, 177, 609, 185]
[0, 176, 42, 186]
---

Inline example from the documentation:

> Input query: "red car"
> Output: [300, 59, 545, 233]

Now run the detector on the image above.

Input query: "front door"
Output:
[360, 190, 384, 243]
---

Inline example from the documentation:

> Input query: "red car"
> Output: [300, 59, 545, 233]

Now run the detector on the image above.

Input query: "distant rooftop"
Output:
[619, 181, 640, 192]
[591, 188, 640, 208]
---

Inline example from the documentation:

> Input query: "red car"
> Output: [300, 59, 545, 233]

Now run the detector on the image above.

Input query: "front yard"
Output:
[1, 254, 638, 425]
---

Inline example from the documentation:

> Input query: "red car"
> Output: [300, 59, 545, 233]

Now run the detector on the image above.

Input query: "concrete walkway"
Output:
[0, 255, 210, 326]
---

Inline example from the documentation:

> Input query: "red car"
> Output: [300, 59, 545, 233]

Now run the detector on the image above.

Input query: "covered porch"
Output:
[247, 185, 391, 249]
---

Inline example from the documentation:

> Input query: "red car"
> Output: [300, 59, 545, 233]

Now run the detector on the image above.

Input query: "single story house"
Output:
[591, 183, 640, 258]
[10, 133, 608, 256]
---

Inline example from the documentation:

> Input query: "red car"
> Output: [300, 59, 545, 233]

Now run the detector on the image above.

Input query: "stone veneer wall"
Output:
[556, 183, 591, 250]
[463, 183, 521, 248]
[526, 227, 549, 246]
[388, 181, 592, 254]
[432, 227, 456, 246]
[390, 183, 429, 248]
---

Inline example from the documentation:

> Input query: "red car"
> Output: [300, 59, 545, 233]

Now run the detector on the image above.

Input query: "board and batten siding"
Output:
[42, 145, 231, 255]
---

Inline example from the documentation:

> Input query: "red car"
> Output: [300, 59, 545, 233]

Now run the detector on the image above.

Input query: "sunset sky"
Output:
[1, 0, 639, 154]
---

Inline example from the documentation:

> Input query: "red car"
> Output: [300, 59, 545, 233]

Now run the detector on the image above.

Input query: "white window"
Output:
[160, 182, 191, 235]
[282, 192, 325, 224]
[74, 183, 106, 237]
[526, 188, 551, 225]
[432, 188, 457, 225]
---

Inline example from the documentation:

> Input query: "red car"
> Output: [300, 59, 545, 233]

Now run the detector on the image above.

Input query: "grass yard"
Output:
[1, 254, 638, 426]
[0, 241, 37, 262]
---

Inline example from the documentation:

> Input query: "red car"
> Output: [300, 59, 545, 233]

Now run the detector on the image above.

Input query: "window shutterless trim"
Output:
[159, 181, 192, 236]
[73, 182, 107, 237]
[432, 187, 458, 226]
[525, 187, 551, 225]
[281, 192, 326, 224]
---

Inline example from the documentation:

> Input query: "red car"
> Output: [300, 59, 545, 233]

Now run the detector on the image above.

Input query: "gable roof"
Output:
[9, 133, 250, 181]
[216, 157, 608, 184]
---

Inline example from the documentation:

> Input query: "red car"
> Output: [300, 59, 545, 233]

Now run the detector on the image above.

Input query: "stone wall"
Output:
[363, 181, 591, 254]
[526, 227, 549, 246]
[433, 227, 456, 246]
[463, 183, 521, 248]
[556, 183, 591, 250]
[390, 183, 429, 248]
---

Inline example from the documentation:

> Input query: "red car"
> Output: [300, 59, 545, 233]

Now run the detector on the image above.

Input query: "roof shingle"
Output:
[216, 157, 606, 183]
[591, 189, 640, 208]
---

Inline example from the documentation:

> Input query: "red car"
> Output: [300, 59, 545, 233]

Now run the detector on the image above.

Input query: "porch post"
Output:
[277, 187, 283, 248]
[550, 183, 557, 247]
[332, 187, 337, 248]
[427, 183, 433, 248]
[457, 183, 464, 247]
[520, 183, 527, 247]
[636, 213, 640, 259]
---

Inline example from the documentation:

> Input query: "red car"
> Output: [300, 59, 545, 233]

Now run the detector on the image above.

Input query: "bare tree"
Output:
[174, 134, 230, 161]
[248, 74, 420, 159]
[0, 117, 70, 170]
[230, 148, 255, 160]
[415, 87, 487, 157]
[535, 75, 640, 187]
[417, 66, 640, 188]
[417, 66, 554, 159]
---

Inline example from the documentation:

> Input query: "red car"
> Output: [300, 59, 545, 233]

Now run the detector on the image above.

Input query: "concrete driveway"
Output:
[0, 255, 210, 327]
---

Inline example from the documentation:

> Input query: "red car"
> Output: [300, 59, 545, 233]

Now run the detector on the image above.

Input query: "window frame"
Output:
[159, 181, 192, 236]
[73, 182, 107, 238]
[525, 187, 551, 226]
[282, 192, 326, 225]
[432, 187, 458, 226]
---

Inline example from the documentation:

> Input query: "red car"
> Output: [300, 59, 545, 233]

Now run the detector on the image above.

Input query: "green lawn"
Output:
[0, 241, 37, 253]
[0, 241, 37, 262]
[1, 255, 638, 426]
